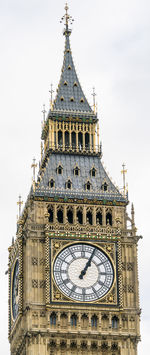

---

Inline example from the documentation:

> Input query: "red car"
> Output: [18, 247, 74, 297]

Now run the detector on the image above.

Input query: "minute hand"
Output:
[79, 248, 96, 279]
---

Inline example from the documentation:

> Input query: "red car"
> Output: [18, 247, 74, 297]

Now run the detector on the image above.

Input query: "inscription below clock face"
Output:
[53, 243, 114, 302]
[12, 259, 19, 320]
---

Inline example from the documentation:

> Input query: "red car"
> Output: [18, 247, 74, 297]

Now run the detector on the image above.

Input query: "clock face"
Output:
[12, 259, 19, 320]
[53, 243, 114, 302]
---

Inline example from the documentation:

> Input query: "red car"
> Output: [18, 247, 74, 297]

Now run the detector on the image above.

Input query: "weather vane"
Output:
[49, 84, 54, 110]
[121, 163, 127, 196]
[17, 195, 23, 218]
[60, 2, 74, 33]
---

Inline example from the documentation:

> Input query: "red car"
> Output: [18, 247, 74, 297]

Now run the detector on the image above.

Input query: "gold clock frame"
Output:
[50, 238, 118, 306]
[10, 258, 19, 322]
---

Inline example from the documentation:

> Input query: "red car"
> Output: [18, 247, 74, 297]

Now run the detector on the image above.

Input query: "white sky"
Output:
[0, 0, 150, 353]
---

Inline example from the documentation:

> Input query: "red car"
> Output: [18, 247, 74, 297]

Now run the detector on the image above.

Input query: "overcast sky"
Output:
[0, 0, 150, 353]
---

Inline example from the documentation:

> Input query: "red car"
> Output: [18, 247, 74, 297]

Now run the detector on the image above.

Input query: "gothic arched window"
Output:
[65, 131, 69, 147]
[106, 212, 112, 226]
[86, 211, 92, 225]
[91, 167, 96, 177]
[58, 130, 63, 146]
[104, 182, 108, 191]
[67, 209, 73, 224]
[74, 166, 80, 176]
[71, 314, 77, 327]
[72, 131, 76, 148]
[57, 165, 63, 175]
[78, 132, 83, 149]
[57, 209, 63, 224]
[50, 312, 56, 326]
[96, 211, 102, 225]
[49, 179, 55, 188]
[85, 181, 91, 191]
[91, 315, 98, 328]
[77, 210, 83, 224]
[85, 132, 89, 148]
[66, 179, 72, 189]
[48, 207, 53, 223]
[112, 316, 119, 329]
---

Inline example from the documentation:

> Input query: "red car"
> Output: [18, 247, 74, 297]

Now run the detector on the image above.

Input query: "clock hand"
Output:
[79, 248, 96, 279]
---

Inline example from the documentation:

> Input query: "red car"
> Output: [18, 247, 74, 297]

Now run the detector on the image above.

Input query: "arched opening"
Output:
[104, 182, 108, 191]
[86, 181, 91, 191]
[65, 131, 69, 147]
[87, 211, 92, 225]
[57, 165, 63, 175]
[50, 312, 56, 326]
[106, 212, 112, 226]
[78, 132, 83, 149]
[85, 132, 89, 148]
[60, 341, 67, 350]
[66, 180, 72, 189]
[112, 316, 119, 329]
[91, 168, 96, 177]
[67, 209, 73, 224]
[49, 179, 55, 188]
[77, 210, 83, 224]
[91, 315, 98, 328]
[81, 342, 87, 350]
[91, 343, 98, 351]
[71, 314, 77, 327]
[96, 212, 102, 225]
[57, 209, 63, 223]
[71, 131, 76, 148]
[48, 208, 53, 223]
[58, 130, 63, 146]
[74, 166, 79, 176]
[70, 342, 77, 350]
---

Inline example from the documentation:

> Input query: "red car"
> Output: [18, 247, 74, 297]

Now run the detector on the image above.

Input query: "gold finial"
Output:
[121, 163, 127, 197]
[31, 158, 37, 183]
[92, 87, 96, 114]
[41, 104, 46, 122]
[17, 195, 23, 218]
[49, 84, 54, 110]
[60, 2, 74, 34]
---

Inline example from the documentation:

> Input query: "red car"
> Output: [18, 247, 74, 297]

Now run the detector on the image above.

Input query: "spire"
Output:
[53, 4, 94, 115]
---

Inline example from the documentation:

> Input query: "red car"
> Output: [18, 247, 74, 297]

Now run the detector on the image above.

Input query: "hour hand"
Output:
[79, 249, 95, 279]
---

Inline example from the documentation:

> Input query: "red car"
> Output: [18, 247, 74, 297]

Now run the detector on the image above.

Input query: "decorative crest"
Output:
[60, 2, 74, 35]
[121, 163, 127, 197]
[17, 195, 23, 218]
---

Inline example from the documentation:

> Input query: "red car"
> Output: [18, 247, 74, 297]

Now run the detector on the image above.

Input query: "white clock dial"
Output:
[53, 243, 114, 302]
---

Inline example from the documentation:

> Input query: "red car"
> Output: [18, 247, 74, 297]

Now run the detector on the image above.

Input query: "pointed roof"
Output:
[50, 4, 95, 117]
[53, 33, 92, 113]
[33, 154, 127, 204]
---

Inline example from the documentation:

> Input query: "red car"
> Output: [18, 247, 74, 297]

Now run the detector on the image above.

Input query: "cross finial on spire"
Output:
[121, 163, 127, 197]
[60, 2, 74, 35]
[49, 84, 54, 110]
[17, 195, 23, 218]
[92, 87, 96, 113]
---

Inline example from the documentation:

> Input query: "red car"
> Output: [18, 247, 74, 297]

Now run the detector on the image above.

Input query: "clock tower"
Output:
[8, 4, 141, 355]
